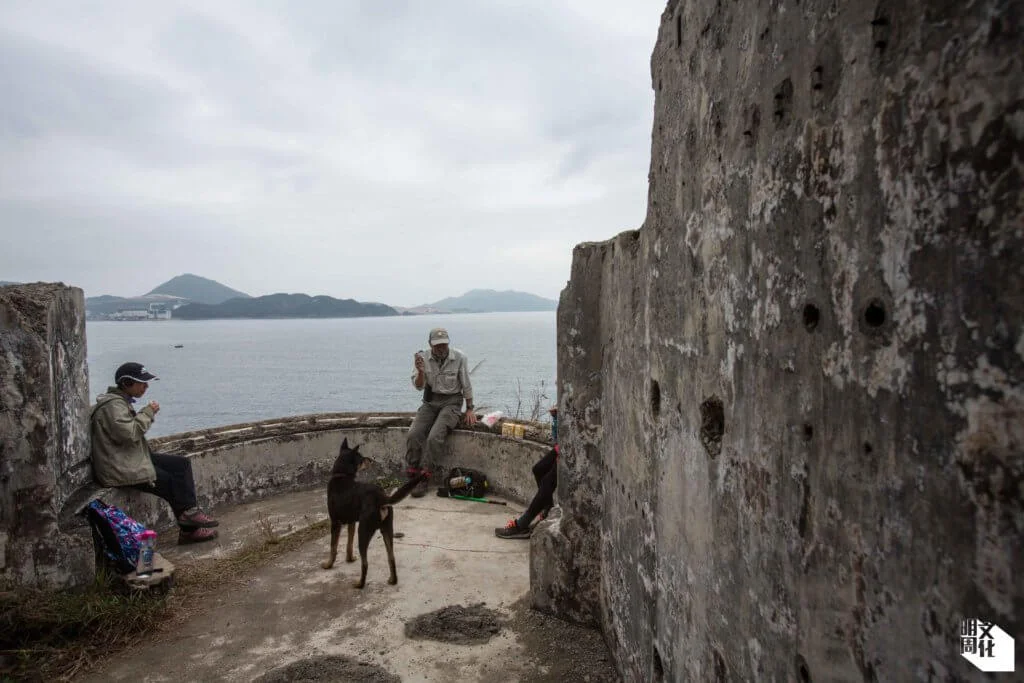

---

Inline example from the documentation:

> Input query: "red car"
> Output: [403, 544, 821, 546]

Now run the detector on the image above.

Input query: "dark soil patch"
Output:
[507, 597, 621, 683]
[404, 602, 503, 644]
[254, 655, 400, 683]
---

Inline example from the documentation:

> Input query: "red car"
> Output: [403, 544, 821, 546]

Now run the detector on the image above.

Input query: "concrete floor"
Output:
[81, 488, 618, 682]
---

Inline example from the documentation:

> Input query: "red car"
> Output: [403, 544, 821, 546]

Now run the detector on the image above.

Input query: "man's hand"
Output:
[414, 353, 425, 371]
[148, 400, 160, 414]
[464, 409, 477, 426]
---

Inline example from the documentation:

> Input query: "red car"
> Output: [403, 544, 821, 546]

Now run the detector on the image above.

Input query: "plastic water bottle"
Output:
[137, 530, 157, 575]
[449, 476, 472, 489]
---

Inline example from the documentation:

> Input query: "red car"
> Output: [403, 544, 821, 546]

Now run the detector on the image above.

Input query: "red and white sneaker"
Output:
[178, 527, 219, 545]
[494, 519, 531, 539]
[177, 508, 219, 529]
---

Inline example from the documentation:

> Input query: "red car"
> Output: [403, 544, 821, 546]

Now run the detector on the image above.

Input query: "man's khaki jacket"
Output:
[89, 386, 157, 486]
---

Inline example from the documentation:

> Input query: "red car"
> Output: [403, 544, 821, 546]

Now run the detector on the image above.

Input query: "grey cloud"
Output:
[0, 0, 666, 303]
[0, 29, 182, 142]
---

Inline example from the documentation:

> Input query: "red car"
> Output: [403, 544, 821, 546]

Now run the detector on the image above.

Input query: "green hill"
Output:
[425, 289, 557, 313]
[173, 293, 398, 319]
[147, 274, 250, 305]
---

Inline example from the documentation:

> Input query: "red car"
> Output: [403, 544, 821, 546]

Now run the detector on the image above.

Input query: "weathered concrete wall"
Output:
[533, 1, 1022, 681]
[0, 284, 92, 589]
[150, 415, 551, 520]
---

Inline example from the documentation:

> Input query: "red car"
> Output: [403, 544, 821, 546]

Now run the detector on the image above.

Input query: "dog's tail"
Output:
[387, 473, 428, 505]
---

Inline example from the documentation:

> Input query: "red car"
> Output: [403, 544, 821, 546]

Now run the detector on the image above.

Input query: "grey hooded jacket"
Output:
[89, 387, 157, 486]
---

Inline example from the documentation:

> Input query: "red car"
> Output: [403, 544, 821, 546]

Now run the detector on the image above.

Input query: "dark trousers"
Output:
[132, 452, 198, 524]
[517, 447, 557, 528]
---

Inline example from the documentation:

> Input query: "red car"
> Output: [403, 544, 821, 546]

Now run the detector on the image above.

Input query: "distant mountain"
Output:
[147, 274, 250, 305]
[0, 281, 19, 286]
[424, 289, 557, 313]
[173, 293, 398, 320]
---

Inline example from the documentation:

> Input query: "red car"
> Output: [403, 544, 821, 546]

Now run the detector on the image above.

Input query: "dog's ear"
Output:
[341, 438, 349, 450]
[353, 443, 360, 451]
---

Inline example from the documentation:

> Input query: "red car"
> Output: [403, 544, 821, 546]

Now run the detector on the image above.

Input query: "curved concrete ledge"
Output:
[88, 413, 553, 532]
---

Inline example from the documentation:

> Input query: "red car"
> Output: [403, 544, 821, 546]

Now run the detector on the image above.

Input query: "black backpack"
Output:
[436, 467, 490, 499]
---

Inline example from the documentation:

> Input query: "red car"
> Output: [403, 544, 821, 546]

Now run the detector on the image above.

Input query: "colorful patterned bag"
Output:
[85, 499, 150, 574]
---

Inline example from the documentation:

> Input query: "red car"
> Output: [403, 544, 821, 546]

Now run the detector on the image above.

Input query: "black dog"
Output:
[321, 438, 427, 588]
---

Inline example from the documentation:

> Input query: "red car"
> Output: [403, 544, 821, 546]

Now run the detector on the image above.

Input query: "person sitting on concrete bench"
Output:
[405, 327, 478, 497]
[90, 362, 218, 545]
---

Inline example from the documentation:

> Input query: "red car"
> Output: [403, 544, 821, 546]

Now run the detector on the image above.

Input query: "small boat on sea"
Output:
[173, 344, 184, 348]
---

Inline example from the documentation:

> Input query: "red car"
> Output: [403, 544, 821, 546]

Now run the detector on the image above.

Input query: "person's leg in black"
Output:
[496, 448, 557, 539]
[517, 465, 556, 529]
[147, 453, 198, 518]
[532, 448, 557, 487]
[135, 453, 218, 540]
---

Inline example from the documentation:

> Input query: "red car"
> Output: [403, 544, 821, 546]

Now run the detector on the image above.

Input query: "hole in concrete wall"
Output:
[796, 654, 812, 683]
[803, 424, 814, 442]
[653, 645, 665, 681]
[871, 13, 890, 51]
[811, 65, 824, 91]
[864, 300, 887, 328]
[798, 463, 811, 538]
[742, 105, 761, 147]
[713, 648, 728, 682]
[773, 78, 793, 127]
[676, 13, 682, 48]
[651, 379, 661, 418]
[803, 303, 820, 331]
[700, 397, 725, 459]
[863, 442, 873, 454]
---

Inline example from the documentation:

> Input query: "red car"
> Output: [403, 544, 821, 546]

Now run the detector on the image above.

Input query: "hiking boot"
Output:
[410, 477, 429, 498]
[177, 508, 219, 529]
[408, 468, 430, 498]
[178, 527, 219, 545]
[494, 519, 531, 539]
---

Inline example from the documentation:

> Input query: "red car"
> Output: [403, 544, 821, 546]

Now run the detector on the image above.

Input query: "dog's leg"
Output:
[354, 520, 375, 589]
[382, 507, 398, 585]
[345, 523, 356, 563]
[321, 521, 341, 570]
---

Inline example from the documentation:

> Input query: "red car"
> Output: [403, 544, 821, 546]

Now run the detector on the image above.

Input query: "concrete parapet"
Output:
[149, 416, 551, 518]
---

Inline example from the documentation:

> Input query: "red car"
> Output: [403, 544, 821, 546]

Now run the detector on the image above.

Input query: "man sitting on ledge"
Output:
[90, 362, 219, 545]
[406, 327, 477, 497]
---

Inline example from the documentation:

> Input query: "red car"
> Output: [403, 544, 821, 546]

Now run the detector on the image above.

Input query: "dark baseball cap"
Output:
[114, 362, 159, 384]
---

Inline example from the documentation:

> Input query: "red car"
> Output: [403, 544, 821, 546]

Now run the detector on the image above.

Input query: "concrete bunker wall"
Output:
[0, 284, 93, 588]
[533, 1, 1022, 681]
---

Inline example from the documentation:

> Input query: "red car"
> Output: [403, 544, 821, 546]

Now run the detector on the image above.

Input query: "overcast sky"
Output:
[0, 1, 665, 306]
